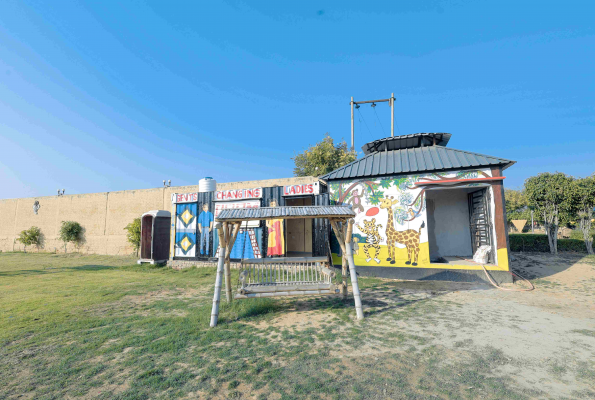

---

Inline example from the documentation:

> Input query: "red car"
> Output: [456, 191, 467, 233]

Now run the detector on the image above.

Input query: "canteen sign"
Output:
[215, 187, 263, 201]
[283, 182, 320, 196]
[172, 192, 198, 204]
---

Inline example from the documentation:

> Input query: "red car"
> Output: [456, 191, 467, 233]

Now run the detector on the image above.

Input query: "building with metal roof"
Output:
[321, 133, 515, 181]
[322, 133, 515, 283]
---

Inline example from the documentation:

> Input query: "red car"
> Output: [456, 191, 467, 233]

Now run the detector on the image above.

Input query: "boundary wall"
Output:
[0, 177, 315, 255]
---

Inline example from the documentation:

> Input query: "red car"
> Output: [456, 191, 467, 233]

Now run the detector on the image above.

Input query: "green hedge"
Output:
[509, 234, 593, 253]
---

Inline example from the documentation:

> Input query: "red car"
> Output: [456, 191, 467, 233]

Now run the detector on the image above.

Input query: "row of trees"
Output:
[17, 221, 84, 253]
[17, 219, 143, 255]
[506, 172, 595, 255]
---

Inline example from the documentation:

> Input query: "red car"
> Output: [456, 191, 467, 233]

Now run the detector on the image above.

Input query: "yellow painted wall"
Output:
[332, 242, 508, 271]
[0, 176, 317, 255]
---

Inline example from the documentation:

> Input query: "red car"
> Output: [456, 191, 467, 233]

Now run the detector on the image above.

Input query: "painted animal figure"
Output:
[355, 218, 384, 264]
[379, 196, 425, 265]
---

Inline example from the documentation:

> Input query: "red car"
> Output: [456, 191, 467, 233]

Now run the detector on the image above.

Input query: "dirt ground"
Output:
[253, 253, 595, 399]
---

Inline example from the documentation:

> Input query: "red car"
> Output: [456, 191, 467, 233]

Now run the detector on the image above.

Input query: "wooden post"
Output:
[341, 222, 349, 299]
[351, 96, 354, 152]
[224, 222, 241, 303]
[330, 219, 349, 301]
[390, 92, 394, 137]
[345, 219, 364, 320]
[210, 223, 227, 327]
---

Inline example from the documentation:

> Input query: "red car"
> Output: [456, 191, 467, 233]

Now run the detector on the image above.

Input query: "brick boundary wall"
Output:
[0, 176, 317, 255]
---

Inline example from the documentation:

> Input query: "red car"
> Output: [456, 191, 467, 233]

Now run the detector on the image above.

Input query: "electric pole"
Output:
[350, 93, 396, 151]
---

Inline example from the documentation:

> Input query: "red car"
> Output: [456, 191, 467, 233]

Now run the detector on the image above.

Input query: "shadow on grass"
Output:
[0, 264, 119, 276]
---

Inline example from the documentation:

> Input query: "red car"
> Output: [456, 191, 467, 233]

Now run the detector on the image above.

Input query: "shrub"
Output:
[17, 226, 42, 252]
[59, 221, 83, 253]
[124, 217, 141, 256]
[510, 234, 593, 253]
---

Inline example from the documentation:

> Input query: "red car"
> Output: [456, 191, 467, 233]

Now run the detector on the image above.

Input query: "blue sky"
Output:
[0, 0, 593, 199]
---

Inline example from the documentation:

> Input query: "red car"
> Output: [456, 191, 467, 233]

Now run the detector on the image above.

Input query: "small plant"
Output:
[17, 226, 42, 252]
[59, 221, 83, 253]
[124, 217, 142, 256]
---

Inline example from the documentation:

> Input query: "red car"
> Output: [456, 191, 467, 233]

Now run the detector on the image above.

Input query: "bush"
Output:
[124, 218, 141, 256]
[59, 221, 83, 253]
[510, 234, 593, 253]
[17, 226, 42, 252]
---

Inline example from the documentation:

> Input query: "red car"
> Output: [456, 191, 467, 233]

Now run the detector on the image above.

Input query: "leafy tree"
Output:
[569, 175, 595, 254]
[504, 188, 532, 223]
[59, 221, 83, 253]
[17, 226, 42, 253]
[124, 217, 142, 256]
[525, 172, 574, 254]
[292, 133, 357, 177]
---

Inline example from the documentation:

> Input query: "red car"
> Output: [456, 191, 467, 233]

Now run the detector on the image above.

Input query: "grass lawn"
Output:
[1, 253, 593, 399]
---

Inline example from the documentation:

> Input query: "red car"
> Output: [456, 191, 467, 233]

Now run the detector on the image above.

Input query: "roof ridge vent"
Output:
[361, 133, 451, 155]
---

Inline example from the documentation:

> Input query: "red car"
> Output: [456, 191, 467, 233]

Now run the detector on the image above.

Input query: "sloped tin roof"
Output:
[320, 146, 515, 181]
[216, 205, 355, 222]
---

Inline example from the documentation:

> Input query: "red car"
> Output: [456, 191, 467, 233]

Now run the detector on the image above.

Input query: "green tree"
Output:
[504, 188, 532, 223]
[292, 133, 357, 177]
[59, 221, 83, 253]
[124, 217, 142, 256]
[569, 175, 595, 254]
[525, 172, 574, 254]
[17, 226, 42, 253]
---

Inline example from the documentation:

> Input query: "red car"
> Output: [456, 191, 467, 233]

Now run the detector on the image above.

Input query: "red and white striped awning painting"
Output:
[413, 176, 505, 187]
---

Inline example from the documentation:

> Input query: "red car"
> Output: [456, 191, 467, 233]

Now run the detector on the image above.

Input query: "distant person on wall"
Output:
[266, 200, 284, 256]
[198, 203, 214, 256]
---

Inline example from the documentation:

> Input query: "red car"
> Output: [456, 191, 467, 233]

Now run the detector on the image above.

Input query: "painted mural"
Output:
[329, 168, 493, 268]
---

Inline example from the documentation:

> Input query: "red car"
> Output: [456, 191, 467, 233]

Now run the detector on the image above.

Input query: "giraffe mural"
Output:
[379, 196, 425, 265]
[329, 168, 496, 269]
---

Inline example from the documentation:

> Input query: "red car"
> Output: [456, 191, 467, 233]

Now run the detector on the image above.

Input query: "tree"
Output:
[504, 188, 532, 223]
[292, 133, 357, 177]
[525, 172, 574, 254]
[59, 221, 83, 253]
[124, 217, 142, 256]
[17, 226, 42, 253]
[569, 175, 595, 254]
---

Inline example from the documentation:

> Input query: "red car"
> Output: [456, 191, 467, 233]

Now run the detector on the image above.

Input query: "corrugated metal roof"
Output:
[216, 205, 355, 222]
[320, 147, 515, 180]
[362, 133, 451, 155]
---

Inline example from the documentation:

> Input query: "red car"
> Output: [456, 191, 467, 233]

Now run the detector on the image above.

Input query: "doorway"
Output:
[426, 187, 493, 264]
[285, 196, 313, 257]
[141, 215, 153, 260]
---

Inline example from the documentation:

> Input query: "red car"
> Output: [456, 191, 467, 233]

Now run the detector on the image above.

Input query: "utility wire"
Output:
[373, 106, 386, 136]
[357, 108, 374, 142]
[393, 97, 402, 136]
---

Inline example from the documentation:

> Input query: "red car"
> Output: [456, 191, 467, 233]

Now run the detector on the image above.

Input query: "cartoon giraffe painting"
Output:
[379, 196, 425, 265]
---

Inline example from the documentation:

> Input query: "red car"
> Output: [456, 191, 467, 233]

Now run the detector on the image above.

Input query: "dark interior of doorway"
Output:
[285, 196, 313, 257]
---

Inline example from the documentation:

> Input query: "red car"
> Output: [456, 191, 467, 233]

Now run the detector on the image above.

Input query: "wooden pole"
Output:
[351, 96, 354, 152]
[345, 219, 364, 320]
[341, 222, 349, 299]
[210, 224, 227, 327]
[224, 222, 241, 303]
[390, 92, 394, 137]
[329, 219, 349, 300]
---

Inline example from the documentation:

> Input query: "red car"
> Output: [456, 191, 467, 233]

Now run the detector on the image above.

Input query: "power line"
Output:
[357, 108, 374, 142]
[372, 106, 386, 136]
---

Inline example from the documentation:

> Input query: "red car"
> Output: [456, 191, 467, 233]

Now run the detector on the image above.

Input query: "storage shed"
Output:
[138, 210, 171, 264]
[321, 133, 516, 282]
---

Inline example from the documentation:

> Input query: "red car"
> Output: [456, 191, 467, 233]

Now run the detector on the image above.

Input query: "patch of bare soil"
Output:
[246, 254, 595, 398]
